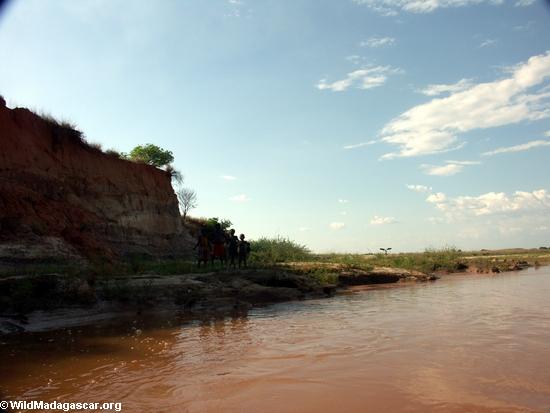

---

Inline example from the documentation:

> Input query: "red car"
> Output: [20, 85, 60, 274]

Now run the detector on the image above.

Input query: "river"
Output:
[2, 268, 550, 412]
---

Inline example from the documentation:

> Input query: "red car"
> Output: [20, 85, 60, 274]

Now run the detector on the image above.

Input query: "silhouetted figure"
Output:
[211, 223, 226, 266]
[227, 229, 239, 269]
[238, 233, 250, 268]
[194, 228, 211, 267]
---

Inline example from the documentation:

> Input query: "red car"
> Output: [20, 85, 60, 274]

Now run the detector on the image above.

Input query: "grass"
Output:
[249, 236, 311, 265]
[2, 246, 549, 315]
[3, 245, 549, 280]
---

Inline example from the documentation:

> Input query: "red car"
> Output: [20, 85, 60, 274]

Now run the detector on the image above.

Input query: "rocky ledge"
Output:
[0, 266, 434, 334]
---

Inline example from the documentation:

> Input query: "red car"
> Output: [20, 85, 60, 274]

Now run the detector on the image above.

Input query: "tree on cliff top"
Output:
[129, 144, 174, 167]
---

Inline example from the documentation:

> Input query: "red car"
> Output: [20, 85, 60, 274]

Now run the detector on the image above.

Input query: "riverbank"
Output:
[2, 247, 547, 334]
[0, 266, 435, 334]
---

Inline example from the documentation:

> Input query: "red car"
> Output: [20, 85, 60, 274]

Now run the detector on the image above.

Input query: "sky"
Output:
[0, 0, 549, 253]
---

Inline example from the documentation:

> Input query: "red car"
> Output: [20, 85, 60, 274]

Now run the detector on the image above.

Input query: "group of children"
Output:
[194, 223, 251, 268]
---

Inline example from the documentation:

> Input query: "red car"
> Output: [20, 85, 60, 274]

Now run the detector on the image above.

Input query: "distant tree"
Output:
[200, 217, 232, 237]
[177, 188, 197, 220]
[129, 144, 174, 167]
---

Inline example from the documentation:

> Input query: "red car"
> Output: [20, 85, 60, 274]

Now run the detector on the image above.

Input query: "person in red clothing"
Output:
[211, 223, 226, 266]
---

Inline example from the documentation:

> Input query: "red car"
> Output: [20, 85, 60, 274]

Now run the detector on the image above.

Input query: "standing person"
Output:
[238, 233, 250, 268]
[194, 228, 211, 268]
[227, 229, 239, 269]
[211, 223, 226, 267]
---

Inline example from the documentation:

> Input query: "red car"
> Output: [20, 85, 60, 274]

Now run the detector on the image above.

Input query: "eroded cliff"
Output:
[0, 97, 192, 265]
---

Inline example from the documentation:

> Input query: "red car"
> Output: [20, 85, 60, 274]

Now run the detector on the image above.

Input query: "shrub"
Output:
[88, 141, 103, 151]
[250, 236, 311, 265]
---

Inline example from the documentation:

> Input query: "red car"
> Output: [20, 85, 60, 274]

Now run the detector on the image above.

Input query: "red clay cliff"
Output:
[0, 97, 192, 266]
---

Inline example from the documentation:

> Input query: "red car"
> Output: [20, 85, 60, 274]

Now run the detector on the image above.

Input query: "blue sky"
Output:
[1, 0, 549, 252]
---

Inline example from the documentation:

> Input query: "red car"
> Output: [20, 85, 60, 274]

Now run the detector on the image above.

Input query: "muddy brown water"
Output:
[1, 268, 550, 412]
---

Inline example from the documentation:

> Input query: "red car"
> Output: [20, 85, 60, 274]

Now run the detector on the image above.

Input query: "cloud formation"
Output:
[343, 140, 377, 149]
[317, 66, 400, 92]
[426, 189, 550, 218]
[406, 184, 432, 192]
[229, 194, 250, 202]
[329, 222, 346, 230]
[360, 37, 395, 48]
[380, 51, 550, 159]
[221, 175, 237, 180]
[353, 0, 520, 15]
[421, 160, 480, 176]
[482, 139, 550, 156]
[479, 39, 497, 48]
[418, 79, 473, 96]
[370, 216, 397, 225]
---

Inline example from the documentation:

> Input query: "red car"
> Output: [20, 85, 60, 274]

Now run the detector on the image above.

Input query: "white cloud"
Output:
[338, 199, 349, 204]
[380, 51, 550, 159]
[225, 0, 249, 18]
[353, 0, 510, 15]
[513, 21, 534, 31]
[406, 184, 432, 193]
[360, 37, 395, 48]
[418, 79, 473, 96]
[299, 227, 310, 232]
[221, 175, 237, 181]
[317, 66, 401, 92]
[479, 39, 497, 48]
[515, 0, 535, 6]
[426, 192, 447, 203]
[426, 189, 550, 218]
[370, 216, 397, 225]
[544, 130, 550, 137]
[343, 140, 377, 149]
[421, 160, 480, 176]
[229, 194, 250, 202]
[329, 222, 346, 230]
[341, 211, 348, 216]
[482, 139, 550, 156]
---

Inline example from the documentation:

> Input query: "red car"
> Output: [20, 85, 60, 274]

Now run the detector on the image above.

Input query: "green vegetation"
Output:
[2, 246, 549, 316]
[249, 236, 311, 265]
[128, 143, 174, 167]
[368, 246, 465, 273]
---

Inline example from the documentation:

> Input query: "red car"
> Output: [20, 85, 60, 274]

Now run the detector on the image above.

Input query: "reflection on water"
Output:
[2, 268, 550, 412]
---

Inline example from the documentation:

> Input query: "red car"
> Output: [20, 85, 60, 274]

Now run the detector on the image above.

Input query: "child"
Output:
[227, 229, 239, 269]
[194, 228, 211, 267]
[211, 223, 226, 266]
[238, 234, 250, 268]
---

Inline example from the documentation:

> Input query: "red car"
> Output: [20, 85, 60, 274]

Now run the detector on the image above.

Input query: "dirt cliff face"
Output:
[0, 98, 192, 265]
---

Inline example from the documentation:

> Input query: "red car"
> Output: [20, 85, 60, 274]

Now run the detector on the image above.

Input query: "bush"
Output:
[369, 246, 463, 273]
[88, 141, 103, 151]
[250, 236, 311, 265]
[129, 144, 174, 167]
[105, 148, 122, 158]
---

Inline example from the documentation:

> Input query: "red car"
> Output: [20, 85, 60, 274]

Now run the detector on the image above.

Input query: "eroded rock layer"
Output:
[0, 98, 192, 264]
